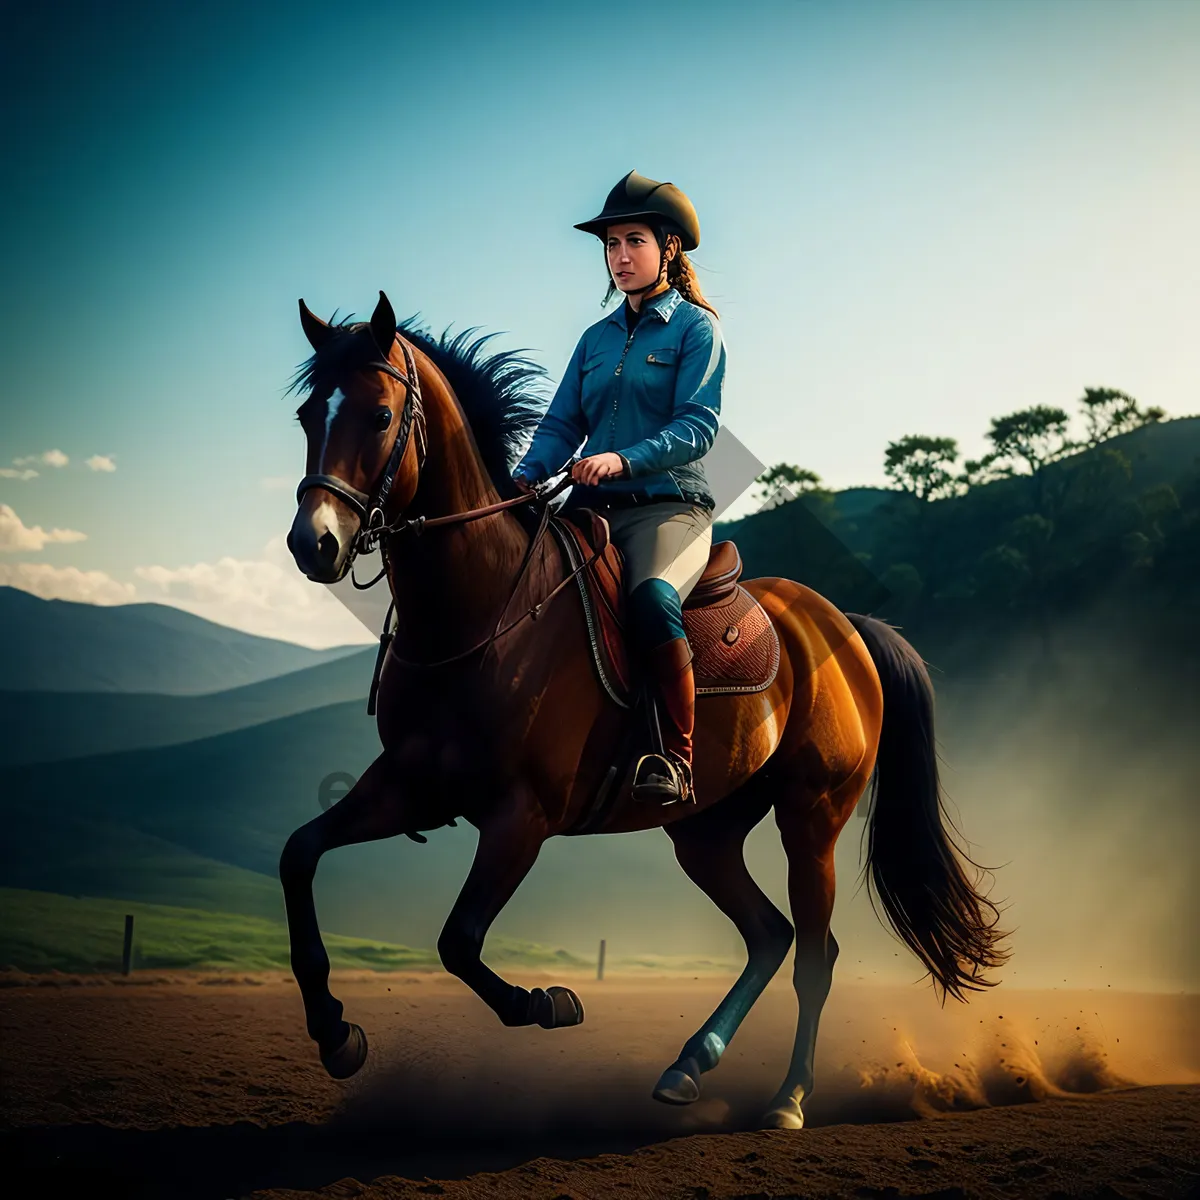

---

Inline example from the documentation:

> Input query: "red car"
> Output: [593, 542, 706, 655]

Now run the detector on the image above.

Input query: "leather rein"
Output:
[293, 332, 605, 707]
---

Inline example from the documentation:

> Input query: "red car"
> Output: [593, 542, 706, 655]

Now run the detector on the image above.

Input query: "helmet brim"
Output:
[574, 213, 697, 253]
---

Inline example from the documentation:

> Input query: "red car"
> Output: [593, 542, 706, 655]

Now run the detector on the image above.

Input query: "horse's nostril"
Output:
[316, 531, 339, 567]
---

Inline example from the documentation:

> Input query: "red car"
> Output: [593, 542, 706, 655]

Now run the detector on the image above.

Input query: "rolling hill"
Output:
[0, 587, 367, 694]
[0, 647, 376, 766]
[0, 695, 796, 959]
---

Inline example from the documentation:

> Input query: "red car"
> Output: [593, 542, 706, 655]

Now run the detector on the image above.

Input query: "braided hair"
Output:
[601, 221, 720, 319]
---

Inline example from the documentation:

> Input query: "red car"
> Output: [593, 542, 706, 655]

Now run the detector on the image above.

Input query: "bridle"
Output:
[293, 331, 606, 704]
[294, 334, 430, 566]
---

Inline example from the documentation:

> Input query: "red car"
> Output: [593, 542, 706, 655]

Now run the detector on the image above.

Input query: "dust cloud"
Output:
[324, 974, 1198, 1140]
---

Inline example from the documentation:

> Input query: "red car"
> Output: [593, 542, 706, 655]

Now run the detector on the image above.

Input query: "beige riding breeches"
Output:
[603, 501, 716, 600]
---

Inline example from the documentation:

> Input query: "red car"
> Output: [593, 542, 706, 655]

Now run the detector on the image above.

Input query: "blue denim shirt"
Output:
[512, 286, 724, 510]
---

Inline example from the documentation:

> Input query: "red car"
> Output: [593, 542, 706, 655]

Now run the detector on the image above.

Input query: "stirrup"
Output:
[632, 751, 694, 806]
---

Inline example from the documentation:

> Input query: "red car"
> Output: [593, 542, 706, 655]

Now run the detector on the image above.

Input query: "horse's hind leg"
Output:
[652, 787, 795, 1105]
[278, 752, 425, 1078]
[760, 790, 848, 1129]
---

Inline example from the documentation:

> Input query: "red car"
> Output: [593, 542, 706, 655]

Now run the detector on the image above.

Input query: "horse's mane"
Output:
[288, 312, 552, 499]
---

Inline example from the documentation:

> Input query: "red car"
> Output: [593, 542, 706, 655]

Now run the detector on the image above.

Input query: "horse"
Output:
[281, 290, 1009, 1129]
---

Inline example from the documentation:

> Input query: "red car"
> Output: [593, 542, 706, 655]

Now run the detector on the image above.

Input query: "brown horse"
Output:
[281, 291, 1009, 1129]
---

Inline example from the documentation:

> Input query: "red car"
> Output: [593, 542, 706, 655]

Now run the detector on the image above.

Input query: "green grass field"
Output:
[0, 888, 591, 975]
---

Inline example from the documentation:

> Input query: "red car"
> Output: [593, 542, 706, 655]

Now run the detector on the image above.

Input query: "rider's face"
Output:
[606, 223, 664, 295]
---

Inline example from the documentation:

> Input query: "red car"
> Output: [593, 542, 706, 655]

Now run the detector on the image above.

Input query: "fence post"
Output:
[597, 938, 606, 982]
[122, 914, 134, 976]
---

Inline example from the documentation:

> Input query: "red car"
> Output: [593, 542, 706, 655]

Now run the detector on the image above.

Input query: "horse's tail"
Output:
[845, 612, 1011, 1003]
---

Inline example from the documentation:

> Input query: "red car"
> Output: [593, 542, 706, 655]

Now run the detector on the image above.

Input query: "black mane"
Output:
[288, 312, 552, 498]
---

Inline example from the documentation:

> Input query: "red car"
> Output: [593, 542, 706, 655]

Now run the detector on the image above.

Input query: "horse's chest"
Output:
[378, 683, 507, 790]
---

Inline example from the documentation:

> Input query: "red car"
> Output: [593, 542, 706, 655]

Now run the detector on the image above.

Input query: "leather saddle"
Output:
[548, 507, 780, 708]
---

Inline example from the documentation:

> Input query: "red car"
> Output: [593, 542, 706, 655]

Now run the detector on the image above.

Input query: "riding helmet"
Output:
[574, 170, 700, 252]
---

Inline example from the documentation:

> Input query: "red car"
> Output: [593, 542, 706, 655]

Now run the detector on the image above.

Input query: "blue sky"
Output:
[1, 0, 1197, 646]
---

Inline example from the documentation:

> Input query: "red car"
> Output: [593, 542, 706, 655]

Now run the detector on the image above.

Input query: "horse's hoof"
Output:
[761, 1103, 804, 1130]
[320, 1022, 368, 1079]
[652, 1065, 701, 1105]
[535, 986, 585, 1029]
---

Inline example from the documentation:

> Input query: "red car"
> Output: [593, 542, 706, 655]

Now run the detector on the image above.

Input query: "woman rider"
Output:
[511, 170, 725, 807]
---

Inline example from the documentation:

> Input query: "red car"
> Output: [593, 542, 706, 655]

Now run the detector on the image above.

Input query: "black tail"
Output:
[845, 612, 1011, 1003]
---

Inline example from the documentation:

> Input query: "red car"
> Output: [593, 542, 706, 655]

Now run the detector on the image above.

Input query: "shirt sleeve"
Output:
[512, 335, 589, 484]
[617, 311, 724, 479]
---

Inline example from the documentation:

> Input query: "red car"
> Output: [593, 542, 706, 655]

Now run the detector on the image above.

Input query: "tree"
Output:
[1079, 387, 1165, 448]
[985, 406, 1078, 513]
[883, 435, 961, 501]
[753, 463, 825, 508]
[879, 561, 923, 617]
[974, 544, 1030, 610]
[987, 406, 1076, 476]
[956, 451, 1007, 490]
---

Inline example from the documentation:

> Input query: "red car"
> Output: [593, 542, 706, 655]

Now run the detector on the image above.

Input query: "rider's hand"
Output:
[512, 472, 536, 495]
[571, 452, 628, 487]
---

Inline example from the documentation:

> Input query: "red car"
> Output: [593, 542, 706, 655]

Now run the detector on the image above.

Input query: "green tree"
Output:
[986, 406, 1079, 513]
[879, 561, 923, 617]
[989, 516, 1057, 664]
[974, 543, 1030, 611]
[956, 451, 1006, 491]
[1131, 482, 1180, 560]
[883, 435, 961, 501]
[753, 463, 825, 508]
[1079, 387, 1165, 447]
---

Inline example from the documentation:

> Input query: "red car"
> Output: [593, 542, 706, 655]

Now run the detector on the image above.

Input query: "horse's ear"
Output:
[299, 300, 334, 350]
[370, 290, 397, 356]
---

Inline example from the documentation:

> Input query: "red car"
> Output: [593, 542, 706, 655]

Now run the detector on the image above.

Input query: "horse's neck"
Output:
[385, 379, 540, 659]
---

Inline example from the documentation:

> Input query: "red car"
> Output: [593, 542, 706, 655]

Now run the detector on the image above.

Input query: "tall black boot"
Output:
[632, 637, 696, 805]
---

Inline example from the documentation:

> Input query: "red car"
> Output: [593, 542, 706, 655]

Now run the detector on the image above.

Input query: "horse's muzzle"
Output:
[287, 516, 346, 583]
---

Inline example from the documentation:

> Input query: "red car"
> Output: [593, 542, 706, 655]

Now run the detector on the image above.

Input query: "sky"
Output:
[1, 0, 1197, 647]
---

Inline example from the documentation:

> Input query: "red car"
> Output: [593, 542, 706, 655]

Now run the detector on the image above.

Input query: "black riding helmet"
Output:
[575, 170, 701, 297]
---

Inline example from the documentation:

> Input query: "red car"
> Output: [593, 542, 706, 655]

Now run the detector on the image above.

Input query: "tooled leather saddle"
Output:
[548, 507, 780, 708]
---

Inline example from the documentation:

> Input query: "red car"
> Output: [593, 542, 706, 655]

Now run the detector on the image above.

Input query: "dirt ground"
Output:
[1, 968, 1197, 1198]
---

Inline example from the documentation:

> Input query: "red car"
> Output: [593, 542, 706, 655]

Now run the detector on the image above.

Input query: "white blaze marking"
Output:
[320, 387, 347, 466]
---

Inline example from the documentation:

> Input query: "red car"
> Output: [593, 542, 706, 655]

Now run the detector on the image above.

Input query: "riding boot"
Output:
[632, 636, 696, 805]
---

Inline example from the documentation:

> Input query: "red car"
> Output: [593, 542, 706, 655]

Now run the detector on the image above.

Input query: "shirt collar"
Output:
[607, 286, 683, 328]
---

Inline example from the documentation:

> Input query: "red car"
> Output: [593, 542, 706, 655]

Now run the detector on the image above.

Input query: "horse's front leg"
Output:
[278, 751, 431, 1078]
[437, 786, 584, 1030]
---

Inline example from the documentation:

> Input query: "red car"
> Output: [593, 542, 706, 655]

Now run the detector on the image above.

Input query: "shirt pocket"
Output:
[639, 345, 678, 418]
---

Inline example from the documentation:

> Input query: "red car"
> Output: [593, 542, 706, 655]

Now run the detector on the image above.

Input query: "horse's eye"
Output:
[375, 408, 392, 432]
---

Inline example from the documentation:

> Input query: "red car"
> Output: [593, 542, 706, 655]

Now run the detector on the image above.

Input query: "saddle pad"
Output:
[548, 514, 780, 707]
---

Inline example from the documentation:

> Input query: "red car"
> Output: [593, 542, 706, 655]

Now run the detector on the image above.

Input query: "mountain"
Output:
[0, 587, 368, 694]
[0, 647, 376, 767]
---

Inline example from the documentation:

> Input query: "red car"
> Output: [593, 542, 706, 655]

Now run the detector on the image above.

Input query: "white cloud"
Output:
[0, 504, 87, 551]
[14, 450, 68, 468]
[85, 455, 117, 472]
[0, 561, 136, 604]
[0, 531, 378, 649]
[260, 475, 294, 491]
[0, 468, 38, 481]
[132, 534, 376, 649]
